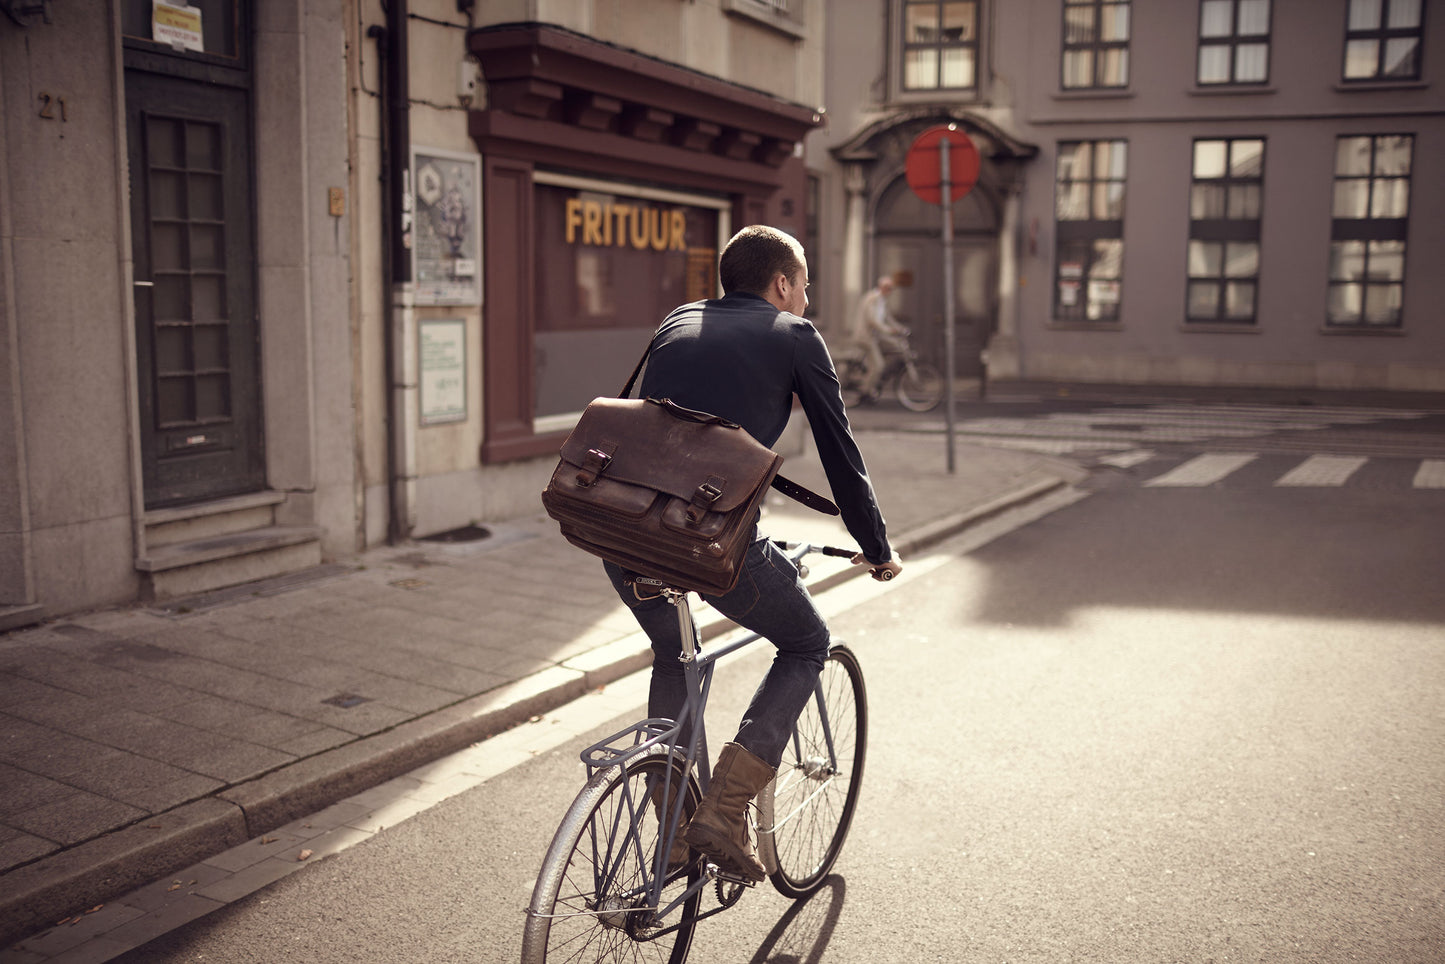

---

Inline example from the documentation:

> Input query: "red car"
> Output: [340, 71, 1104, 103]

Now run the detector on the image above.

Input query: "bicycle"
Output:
[835, 335, 944, 413]
[521, 541, 871, 963]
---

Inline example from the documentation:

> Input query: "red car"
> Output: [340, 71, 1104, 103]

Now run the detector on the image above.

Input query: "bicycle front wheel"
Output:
[521, 754, 701, 964]
[758, 644, 868, 898]
[896, 362, 943, 412]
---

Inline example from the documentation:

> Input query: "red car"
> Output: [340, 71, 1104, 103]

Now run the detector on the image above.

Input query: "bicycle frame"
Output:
[573, 543, 848, 931]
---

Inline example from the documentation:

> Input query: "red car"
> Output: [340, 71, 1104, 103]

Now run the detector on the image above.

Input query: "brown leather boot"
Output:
[651, 781, 693, 873]
[683, 742, 775, 881]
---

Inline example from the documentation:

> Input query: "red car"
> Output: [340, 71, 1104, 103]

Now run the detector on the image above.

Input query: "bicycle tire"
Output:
[521, 753, 702, 964]
[757, 644, 868, 899]
[896, 362, 943, 412]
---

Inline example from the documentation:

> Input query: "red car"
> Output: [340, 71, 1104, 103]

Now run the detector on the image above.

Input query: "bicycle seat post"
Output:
[668, 589, 700, 664]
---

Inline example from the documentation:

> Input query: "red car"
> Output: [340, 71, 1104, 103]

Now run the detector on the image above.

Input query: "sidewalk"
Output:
[0, 428, 1086, 949]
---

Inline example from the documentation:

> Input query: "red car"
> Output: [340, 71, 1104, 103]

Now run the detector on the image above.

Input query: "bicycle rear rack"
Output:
[579, 718, 683, 776]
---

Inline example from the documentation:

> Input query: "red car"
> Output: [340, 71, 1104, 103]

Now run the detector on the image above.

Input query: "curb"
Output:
[0, 472, 1074, 948]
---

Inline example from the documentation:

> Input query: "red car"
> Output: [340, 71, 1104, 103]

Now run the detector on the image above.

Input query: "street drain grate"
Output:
[322, 693, 372, 709]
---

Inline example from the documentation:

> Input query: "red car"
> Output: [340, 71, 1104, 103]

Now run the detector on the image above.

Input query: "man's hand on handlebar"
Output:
[851, 552, 903, 582]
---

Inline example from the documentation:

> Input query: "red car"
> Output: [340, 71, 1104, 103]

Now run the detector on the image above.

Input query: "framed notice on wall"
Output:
[411, 147, 482, 306]
[419, 319, 467, 425]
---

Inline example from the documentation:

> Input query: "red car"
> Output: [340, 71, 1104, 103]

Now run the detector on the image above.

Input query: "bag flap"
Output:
[558, 397, 780, 513]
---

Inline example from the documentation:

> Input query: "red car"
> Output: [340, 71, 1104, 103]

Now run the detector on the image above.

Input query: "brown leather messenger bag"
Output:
[541, 341, 838, 596]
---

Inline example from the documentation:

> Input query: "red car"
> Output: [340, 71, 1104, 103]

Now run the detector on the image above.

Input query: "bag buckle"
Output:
[575, 447, 613, 487]
[685, 477, 725, 525]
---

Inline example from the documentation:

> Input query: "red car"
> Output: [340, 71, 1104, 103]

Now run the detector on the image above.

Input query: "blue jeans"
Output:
[604, 534, 830, 769]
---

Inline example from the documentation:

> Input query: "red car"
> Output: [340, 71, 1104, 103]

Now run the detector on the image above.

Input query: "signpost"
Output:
[904, 124, 979, 474]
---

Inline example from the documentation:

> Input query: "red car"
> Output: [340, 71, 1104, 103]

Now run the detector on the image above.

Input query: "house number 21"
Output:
[38, 93, 68, 122]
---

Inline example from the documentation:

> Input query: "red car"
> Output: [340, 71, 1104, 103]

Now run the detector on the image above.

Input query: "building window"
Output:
[1054, 140, 1126, 322]
[1197, 0, 1271, 85]
[722, 0, 807, 39]
[1186, 138, 1264, 324]
[1062, 0, 1131, 89]
[902, 1, 980, 91]
[1342, 0, 1424, 81]
[1328, 135, 1412, 328]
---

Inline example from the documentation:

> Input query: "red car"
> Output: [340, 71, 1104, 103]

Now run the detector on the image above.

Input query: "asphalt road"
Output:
[113, 465, 1445, 963]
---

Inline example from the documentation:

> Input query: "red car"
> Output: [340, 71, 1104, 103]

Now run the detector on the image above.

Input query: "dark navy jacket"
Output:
[640, 291, 893, 565]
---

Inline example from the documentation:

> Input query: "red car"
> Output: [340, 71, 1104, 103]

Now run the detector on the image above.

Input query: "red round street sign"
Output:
[905, 125, 980, 205]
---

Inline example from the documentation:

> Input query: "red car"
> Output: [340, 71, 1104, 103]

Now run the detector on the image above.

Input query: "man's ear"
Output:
[762, 271, 789, 311]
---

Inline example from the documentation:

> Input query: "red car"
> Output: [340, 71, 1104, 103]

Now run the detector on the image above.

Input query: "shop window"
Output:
[531, 175, 726, 432]
[1062, 0, 1131, 89]
[1054, 140, 1127, 323]
[1186, 138, 1265, 324]
[1342, 0, 1424, 81]
[1327, 134, 1412, 328]
[1197, 0, 1271, 85]
[901, 1, 980, 92]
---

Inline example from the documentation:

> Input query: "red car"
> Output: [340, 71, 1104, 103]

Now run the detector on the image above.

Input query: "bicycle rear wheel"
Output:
[522, 754, 702, 964]
[896, 362, 943, 412]
[758, 644, 868, 899]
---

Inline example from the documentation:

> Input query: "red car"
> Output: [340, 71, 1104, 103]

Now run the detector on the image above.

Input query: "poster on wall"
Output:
[419, 319, 467, 425]
[411, 147, 482, 306]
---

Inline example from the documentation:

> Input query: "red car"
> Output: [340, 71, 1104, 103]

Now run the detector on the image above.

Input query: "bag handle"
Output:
[649, 397, 741, 429]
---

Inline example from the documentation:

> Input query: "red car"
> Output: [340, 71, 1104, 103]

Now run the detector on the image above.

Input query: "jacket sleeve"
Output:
[792, 324, 893, 564]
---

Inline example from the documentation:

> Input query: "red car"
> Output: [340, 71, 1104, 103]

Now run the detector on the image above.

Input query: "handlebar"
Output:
[774, 541, 896, 580]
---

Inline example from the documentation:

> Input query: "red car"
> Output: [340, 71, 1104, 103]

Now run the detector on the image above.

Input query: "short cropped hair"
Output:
[718, 225, 805, 296]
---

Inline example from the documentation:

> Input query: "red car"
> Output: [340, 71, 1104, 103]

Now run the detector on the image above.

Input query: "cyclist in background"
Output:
[852, 275, 910, 402]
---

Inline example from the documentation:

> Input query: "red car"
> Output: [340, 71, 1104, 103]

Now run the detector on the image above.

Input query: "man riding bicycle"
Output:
[852, 275, 910, 402]
[603, 225, 902, 881]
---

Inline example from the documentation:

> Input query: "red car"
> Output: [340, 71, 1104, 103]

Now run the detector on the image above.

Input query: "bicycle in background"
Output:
[835, 332, 944, 413]
[521, 542, 870, 964]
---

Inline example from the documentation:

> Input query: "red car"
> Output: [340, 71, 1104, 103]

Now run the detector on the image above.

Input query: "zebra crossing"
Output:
[1098, 450, 1445, 489]
[951, 402, 1435, 455]
[937, 401, 1445, 490]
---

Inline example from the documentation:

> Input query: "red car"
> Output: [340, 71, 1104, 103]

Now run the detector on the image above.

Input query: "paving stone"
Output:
[6, 901, 143, 958]
[0, 826, 56, 874]
[194, 855, 303, 904]
[0, 717, 119, 782]
[5, 696, 293, 785]
[272, 725, 353, 758]
[98, 893, 226, 952]
[202, 828, 309, 874]
[0, 674, 71, 711]
[144, 694, 334, 747]
[39, 749, 217, 813]
[114, 861, 229, 912]
[0, 764, 76, 819]
[8, 790, 146, 847]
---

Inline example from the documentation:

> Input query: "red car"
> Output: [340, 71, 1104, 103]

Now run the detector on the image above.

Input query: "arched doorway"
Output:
[831, 110, 1037, 384]
[873, 174, 1000, 379]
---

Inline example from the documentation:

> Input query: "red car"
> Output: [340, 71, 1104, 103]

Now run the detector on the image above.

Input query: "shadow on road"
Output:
[748, 874, 847, 964]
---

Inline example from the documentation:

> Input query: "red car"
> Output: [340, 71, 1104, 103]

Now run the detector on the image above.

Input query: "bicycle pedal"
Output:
[704, 863, 758, 887]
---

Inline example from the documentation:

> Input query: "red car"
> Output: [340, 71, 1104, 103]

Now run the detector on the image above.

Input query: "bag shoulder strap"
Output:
[615, 336, 840, 517]
[618, 339, 652, 400]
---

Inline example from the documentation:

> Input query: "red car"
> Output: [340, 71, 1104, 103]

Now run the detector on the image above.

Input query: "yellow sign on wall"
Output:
[152, 1, 204, 52]
[564, 198, 688, 251]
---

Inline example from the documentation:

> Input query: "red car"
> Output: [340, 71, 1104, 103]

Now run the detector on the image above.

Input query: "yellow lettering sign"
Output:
[563, 195, 689, 252]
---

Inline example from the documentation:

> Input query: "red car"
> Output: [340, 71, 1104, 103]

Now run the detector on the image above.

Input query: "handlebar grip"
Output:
[819, 546, 855, 559]
[874, 567, 895, 581]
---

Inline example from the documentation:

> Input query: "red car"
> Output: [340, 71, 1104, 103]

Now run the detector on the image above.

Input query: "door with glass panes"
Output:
[124, 1, 262, 509]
